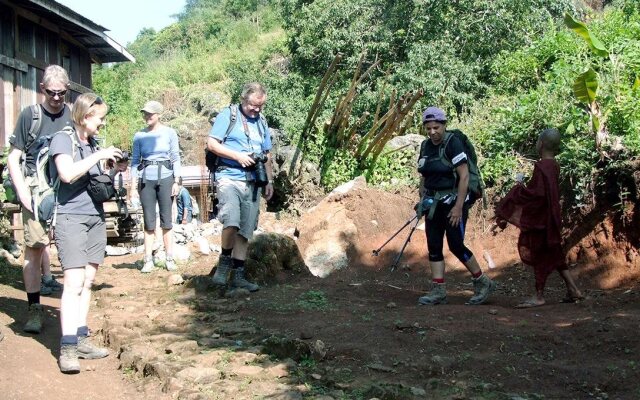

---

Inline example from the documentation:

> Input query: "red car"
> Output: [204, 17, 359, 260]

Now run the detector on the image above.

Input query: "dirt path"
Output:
[0, 271, 169, 400]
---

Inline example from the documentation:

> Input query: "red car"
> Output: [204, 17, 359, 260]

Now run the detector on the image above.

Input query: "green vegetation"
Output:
[94, 0, 640, 210]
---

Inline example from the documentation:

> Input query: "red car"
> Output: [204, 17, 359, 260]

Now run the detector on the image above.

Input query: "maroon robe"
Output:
[495, 159, 567, 291]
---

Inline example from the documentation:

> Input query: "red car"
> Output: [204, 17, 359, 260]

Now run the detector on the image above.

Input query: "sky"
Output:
[57, 0, 187, 46]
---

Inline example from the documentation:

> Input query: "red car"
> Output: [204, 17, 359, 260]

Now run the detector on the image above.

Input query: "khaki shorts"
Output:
[22, 178, 49, 247]
[216, 178, 261, 240]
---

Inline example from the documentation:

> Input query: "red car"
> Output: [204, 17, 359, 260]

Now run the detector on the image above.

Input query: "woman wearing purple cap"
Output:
[416, 106, 496, 305]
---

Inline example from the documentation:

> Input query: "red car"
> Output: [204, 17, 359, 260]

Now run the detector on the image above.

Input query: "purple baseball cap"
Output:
[422, 106, 447, 123]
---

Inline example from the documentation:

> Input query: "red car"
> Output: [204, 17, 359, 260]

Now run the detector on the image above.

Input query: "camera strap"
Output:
[240, 114, 264, 153]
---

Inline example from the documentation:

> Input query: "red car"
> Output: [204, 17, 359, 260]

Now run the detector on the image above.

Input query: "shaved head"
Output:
[539, 128, 561, 154]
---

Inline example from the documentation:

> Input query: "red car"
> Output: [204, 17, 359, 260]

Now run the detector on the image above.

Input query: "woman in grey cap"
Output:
[130, 100, 182, 273]
[416, 106, 496, 306]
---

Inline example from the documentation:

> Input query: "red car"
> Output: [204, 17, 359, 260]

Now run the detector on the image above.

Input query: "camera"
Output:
[250, 153, 269, 188]
[116, 151, 130, 162]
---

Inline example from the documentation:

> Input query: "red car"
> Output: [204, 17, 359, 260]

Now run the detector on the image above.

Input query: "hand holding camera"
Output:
[250, 153, 269, 188]
[107, 150, 130, 172]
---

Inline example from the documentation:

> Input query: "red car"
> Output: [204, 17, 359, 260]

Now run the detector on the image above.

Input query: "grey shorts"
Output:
[216, 178, 261, 239]
[54, 214, 106, 270]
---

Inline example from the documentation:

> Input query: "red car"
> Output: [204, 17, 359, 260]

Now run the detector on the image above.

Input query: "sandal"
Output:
[560, 294, 585, 303]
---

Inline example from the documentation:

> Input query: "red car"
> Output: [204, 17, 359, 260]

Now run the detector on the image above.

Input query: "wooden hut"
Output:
[0, 0, 135, 146]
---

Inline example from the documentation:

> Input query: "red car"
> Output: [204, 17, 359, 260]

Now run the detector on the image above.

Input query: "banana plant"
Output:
[564, 13, 610, 156]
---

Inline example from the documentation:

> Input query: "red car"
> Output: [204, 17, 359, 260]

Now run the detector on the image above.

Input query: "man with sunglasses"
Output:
[7, 65, 73, 334]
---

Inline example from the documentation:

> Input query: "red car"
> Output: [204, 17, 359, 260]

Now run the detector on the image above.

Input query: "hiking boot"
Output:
[165, 258, 177, 272]
[140, 257, 157, 273]
[58, 344, 80, 374]
[42, 275, 63, 292]
[77, 335, 109, 359]
[467, 274, 496, 305]
[39, 282, 53, 296]
[418, 283, 447, 305]
[23, 304, 44, 334]
[211, 255, 232, 286]
[230, 268, 259, 292]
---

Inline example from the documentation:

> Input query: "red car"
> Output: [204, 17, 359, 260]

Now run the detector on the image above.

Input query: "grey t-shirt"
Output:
[49, 130, 103, 215]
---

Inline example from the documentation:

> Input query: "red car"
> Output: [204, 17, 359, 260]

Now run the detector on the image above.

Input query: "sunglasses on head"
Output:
[91, 96, 104, 106]
[45, 89, 67, 97]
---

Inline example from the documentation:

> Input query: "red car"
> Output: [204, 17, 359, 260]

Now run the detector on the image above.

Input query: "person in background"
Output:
[130, 100, 182, 273]
[495, 128, 583, 308]
[416, 106, 496, 306]
[50, 93, 124, 373]
[7, 65, 71, 334]
[206, 82, 274, 292]
[176, 184, 193, 224]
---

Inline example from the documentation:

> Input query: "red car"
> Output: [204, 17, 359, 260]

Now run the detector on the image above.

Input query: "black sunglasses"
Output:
[45, 89, 67, 97]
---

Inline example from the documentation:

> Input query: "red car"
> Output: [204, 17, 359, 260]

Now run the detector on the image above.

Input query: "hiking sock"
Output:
[472, 271, 483, 279]
[77, 326, 89, 337]
[61, 335, 78, 345]
[432, 278, 445, 284]
[232, 258, 245, 270]
[43, 273, 54, 282]
[27, 292, 40, 306]
[221, 248, 233, 257]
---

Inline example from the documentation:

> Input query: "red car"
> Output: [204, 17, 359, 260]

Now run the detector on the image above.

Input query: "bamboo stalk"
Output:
[373, 68, 391, 125]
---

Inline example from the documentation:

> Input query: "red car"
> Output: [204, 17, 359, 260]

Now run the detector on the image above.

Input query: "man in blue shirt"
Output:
[176, 185, 193, 224]
[207, 82, 274, 291]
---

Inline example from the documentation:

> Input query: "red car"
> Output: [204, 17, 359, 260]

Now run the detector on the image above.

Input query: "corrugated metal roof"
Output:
[13, 0, 135, 63]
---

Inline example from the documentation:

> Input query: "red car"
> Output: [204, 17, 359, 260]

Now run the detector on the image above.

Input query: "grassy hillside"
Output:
[94, 0, 640, 211]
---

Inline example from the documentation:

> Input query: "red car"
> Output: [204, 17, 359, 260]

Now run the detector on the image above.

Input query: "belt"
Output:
[422, 188, 457, 220]
[138, 159, 172, 184]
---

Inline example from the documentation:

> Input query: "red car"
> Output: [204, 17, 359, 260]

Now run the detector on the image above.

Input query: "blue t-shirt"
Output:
[208, 106, 272, 181]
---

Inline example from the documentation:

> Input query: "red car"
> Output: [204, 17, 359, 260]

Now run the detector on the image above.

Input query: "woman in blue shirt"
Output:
[130, 100, 182, 273]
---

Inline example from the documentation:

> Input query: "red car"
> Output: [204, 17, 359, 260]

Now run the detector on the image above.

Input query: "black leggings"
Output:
[139, 175, 174, 230]
[425, 200, 474, 263]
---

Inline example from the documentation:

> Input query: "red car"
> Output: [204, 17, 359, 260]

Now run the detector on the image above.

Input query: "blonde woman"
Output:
[50, 93, 124, 373]
[130, 100, 182, 273]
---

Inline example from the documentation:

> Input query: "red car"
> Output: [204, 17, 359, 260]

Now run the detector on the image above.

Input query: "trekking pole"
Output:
[371, 214, 418, 257]
[389, 215, 422, 271]
[372, 196, 431, 271]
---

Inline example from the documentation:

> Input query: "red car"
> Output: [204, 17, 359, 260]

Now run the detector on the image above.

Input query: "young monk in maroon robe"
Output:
[495, 128, 583, 308]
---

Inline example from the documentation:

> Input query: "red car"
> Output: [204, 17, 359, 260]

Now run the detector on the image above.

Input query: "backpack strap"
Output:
[224, 104, 238, 142]
[438, 131, 455, 169]
[26, 104, 42, 150]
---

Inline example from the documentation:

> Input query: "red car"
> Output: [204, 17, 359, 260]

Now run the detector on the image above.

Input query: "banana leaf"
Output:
[573, 68, 598, 105]
[564, 13, 609, 58]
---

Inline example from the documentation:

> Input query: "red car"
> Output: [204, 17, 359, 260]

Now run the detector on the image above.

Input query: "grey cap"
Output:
[422, 106, 447, 123]
[141, 100, 164, 114]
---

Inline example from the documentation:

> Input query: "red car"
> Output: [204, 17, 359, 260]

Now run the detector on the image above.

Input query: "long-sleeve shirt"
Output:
[131, 125, 181, 181]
